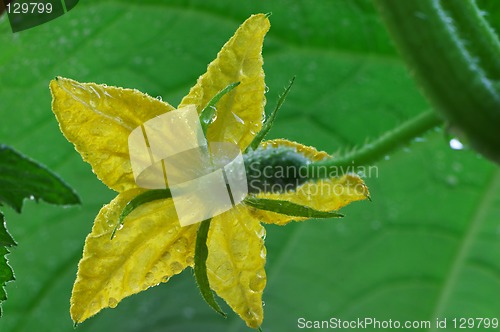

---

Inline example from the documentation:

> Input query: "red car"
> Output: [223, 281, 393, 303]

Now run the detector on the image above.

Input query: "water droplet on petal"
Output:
[249, 273, 266, 292]
[256, 226, 266, 240]
[260, 246, 267, 259]
[173, 237, 188, 253]
[162, 251, 171, 260]
[156, 96, 163, 101]
[214, 262, 234, 283]
[232, 112, 244, 124]
[170, 261, 183, 274]
[145, 272, 155, 284]
[108, 297, 118, 308]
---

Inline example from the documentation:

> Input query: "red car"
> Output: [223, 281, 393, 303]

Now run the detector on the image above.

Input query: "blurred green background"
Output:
[1, 0, 499, 331]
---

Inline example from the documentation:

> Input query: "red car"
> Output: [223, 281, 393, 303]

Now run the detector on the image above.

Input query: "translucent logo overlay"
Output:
[128, 105, 248, 227]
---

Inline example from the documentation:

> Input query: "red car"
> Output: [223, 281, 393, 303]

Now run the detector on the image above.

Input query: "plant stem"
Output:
[307, 110, 442, 178]
[375, 0, 500, 164]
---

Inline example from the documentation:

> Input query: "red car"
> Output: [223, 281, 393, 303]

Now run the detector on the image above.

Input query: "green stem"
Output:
[440, 0, 500, 79]
[375, 0, 500, 164]
[308, 110, 442, 178]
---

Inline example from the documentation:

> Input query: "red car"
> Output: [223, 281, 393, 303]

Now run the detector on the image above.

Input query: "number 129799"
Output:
[452, 317, 499, 329]
[6, 2, 53, 14]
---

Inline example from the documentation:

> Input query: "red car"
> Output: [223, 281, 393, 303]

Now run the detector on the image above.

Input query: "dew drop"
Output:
[183, 307, 195, 319]
[145, 272, 155, 284]
[264, 85, 270, 93]
[249, 273, 266, 292]
[452, 162, 463, 172]
[108, 297, 118, 308]
[449, 138, 464, 150]
[162, 251, 171, 261]
[156, 96, 163, 101]
[260, 246, 267, 259]
[232, 112, 244, 124]
[256, 226, 266, 240]
[208, 106, 218, 122]
[214, 262, 234, 282]
[446, 175, 458, 187]
[173, 237, 188, 253]
[384, 155, 390, 161]
[170, 261, 183, 274]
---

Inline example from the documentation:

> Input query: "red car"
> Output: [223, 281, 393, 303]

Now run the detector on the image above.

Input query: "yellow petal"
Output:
[178, 14, 270, 150]
[71, 189, 197, 323]
[248, 139, 369, 225]
[206, 205, 266, 328]
[50, 77, 175, 192]
[259, 138, 330, 161]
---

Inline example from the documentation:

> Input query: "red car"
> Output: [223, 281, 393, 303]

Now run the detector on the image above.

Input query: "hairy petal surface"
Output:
[260, 139, 330, 161]
[206, 205, 266, 328]
[250, 175, 369, 225]
[249, 139, 370, 225]
[178, 14, 270, 150]
[50, 77, 175, 192]
[71, 189, 197, 323]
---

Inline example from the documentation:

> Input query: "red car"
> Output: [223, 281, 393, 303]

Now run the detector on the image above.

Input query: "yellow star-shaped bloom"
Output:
[50, 14, 369, 329]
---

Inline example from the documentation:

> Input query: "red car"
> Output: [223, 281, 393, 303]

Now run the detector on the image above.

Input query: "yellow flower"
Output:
[50, 14, 369, 329]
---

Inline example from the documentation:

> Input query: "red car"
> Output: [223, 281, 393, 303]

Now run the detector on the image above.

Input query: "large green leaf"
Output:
[0, 145, 80, 212]
[0, 213, 15, 317]
[0, 1, 498, 331]
[0, 144, 79, 316]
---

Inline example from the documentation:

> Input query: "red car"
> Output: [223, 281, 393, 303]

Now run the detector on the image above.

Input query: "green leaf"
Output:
[193, 219, 226, 318]
[0, 1, 499, 331]
[244, 197, 343, 218]
[0, 144, 79, 317]
[0, 213, 15, 318]
[0, 214, 15, 248]
[0, 145, 80, 213]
